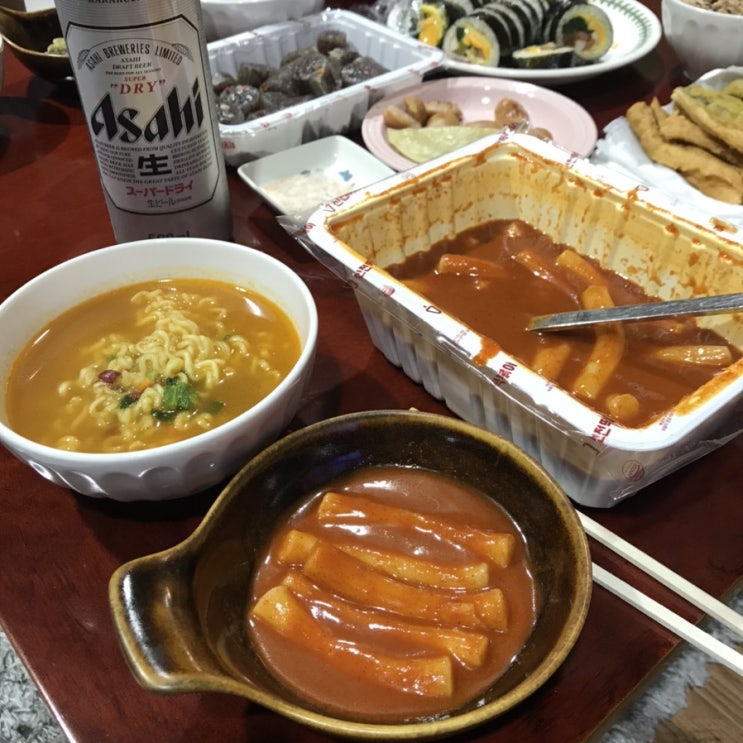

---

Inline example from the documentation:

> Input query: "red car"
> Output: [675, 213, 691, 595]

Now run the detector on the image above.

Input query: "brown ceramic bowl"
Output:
[0, 6, 72, 83]
[109, 410, 592, 739]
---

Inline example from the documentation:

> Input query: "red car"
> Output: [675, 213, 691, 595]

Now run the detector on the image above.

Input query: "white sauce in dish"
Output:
[261, 169, 354, 214]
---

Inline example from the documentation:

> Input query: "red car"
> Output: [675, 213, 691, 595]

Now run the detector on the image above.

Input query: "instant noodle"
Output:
[5, 279, 301, 453]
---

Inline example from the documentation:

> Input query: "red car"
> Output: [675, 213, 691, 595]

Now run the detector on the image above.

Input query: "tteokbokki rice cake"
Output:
[249, 467, 537, 720]
[0, 238, 317, 500]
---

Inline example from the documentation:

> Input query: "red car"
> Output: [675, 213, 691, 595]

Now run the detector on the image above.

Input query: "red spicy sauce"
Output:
[247, 465, 538, 722]
[389, 219, 740, 427]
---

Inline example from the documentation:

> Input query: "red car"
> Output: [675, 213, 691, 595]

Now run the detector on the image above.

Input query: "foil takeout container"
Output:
[301, 133, 743, 508]
[207, 10, 444, 167]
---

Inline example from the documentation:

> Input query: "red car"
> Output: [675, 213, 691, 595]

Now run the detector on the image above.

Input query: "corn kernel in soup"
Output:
[5, 279, 301, 453]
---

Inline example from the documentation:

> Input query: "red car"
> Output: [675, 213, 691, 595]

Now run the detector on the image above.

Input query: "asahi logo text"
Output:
[90, 78, 205, 143]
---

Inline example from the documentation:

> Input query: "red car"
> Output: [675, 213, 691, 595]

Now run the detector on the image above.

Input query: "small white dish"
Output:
[386, 0, 662, 86]
[238, 135, 395, 216]
[362, 77, 598, 171]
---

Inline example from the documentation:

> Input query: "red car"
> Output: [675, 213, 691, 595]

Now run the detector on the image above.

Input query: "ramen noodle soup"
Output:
[388, 219, 742, 427]
[248, 465, 538, 722]
[5, 279, 301, 453]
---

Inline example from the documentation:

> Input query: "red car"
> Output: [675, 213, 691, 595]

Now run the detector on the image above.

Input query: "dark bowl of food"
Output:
[109, 409, 592, 738]
[0, 6, 71, 82]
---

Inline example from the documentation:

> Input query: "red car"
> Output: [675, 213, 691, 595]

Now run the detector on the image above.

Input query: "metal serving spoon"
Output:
[528, 292, 743, 332]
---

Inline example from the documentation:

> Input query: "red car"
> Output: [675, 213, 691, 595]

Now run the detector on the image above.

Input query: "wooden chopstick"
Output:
[579, 513, 743, 675]
[592, 564, 743, 676]
[579, 513, 743, 639]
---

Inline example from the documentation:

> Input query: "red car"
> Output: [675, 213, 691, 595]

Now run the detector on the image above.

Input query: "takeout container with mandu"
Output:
[207, 10, 444, 167]
[0, 238, 317, 502]
[110, 410, 592, 738]
[303, 133, 743, 508]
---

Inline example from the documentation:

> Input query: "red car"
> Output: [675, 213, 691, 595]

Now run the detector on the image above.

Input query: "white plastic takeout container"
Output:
[207, 10, 444, 167]
[302, 133, 743, 508]
[200, 0, 325, 42]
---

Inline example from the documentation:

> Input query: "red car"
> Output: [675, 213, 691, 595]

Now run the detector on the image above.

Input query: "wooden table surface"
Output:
[0, 2, 741, 741]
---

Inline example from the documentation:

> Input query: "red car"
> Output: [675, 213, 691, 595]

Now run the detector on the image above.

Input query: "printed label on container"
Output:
[67, 17, 220, 215]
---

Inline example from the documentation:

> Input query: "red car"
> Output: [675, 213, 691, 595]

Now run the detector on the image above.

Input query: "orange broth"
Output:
[388, 219, 741, 427]
[248, 465, 538, 722]
[5, 278, 301, 452]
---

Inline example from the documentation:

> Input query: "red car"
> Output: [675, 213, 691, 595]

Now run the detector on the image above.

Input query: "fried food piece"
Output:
[404, 95, 428, 124]
[670, 84, 743, 154]
[654, 100, 743, 167]
[423, 100, 463, 121]
[626, 100, 743, 204]
[383, 104, 421, 129]
[427, 111, 463, 127]
[494, 98, 530, 129]
[723, 79, 743, 100]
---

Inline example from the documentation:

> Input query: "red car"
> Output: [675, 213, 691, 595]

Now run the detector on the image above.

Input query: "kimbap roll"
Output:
[551, 3, 614, 61]
[475, 3, 529, 52]
[415, 1, 474, 47]
[540, 0, 579, 45]
[512, 42, 577, 68]
[442, 16, 503, 66]
[443, 3, 527, 66]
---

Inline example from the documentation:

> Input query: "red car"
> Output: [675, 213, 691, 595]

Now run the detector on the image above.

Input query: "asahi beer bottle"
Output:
[55, 0, 233, 242]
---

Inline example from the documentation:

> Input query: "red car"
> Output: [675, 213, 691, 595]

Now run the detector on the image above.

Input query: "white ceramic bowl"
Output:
[200, 0, 324, 41]
[0, 238, 318, 501]
[662, 0, 743, 80]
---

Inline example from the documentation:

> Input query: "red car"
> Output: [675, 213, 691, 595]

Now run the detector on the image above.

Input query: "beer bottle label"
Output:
[66, 16, 221, 217]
